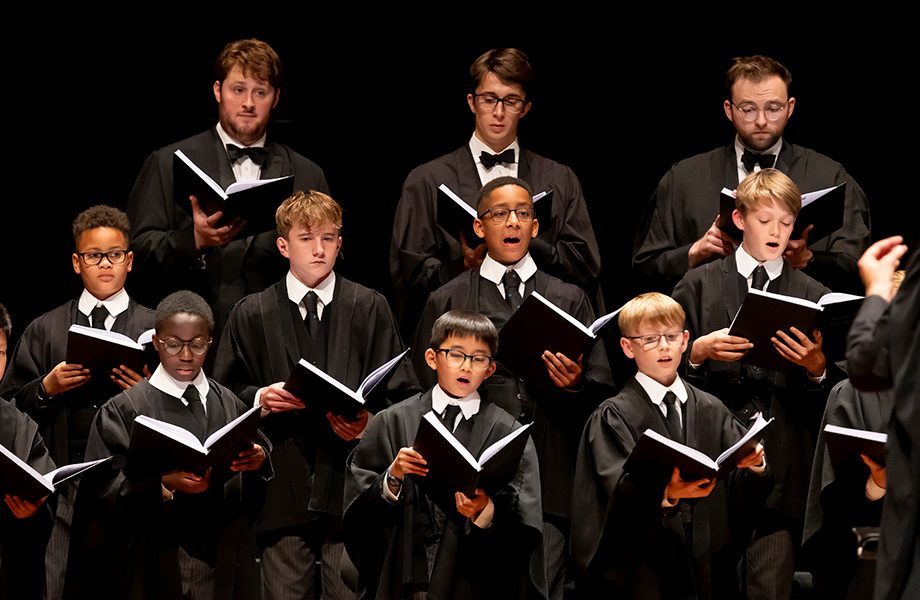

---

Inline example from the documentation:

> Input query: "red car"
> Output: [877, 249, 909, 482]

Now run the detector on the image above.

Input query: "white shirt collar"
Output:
[216, 121, 266, 149]
[78, 288, 129, 328]
[286, 270, 336, 311]
[431, 384, 481, 421]
[469, 133, 520, 184]
[733, 135, 782, 177]
[634, 371, 688, 408]
[735, 244, 784, 283]
[148, 364, 210, 411]
[479, 252, 537, 286]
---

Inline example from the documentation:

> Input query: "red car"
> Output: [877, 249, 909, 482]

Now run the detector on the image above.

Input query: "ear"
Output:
[724, 99, 734, 122]
[272, 87, 281, 110]
[467, 93, 477, 114]
[424, 348, 438, 371]
[125, 251, 134, 273]
[732, 209, 746, 232]
[473, 218, 486, 240]
[277, 236, 290, 258]
[620, 337, 635, 359]
[72, 253, 82, 276]
[335, 236, 342, 256]
[483, 360, 497, 379]
[531, 217, 539, 238]
[679, 330, 690, 354]
[213, 80, 222, 104]
[519, 101, 532, 119]
[786, 96, 795, 119]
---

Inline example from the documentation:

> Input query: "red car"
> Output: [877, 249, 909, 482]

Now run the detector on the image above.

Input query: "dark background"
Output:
[1, 13, 908, 352]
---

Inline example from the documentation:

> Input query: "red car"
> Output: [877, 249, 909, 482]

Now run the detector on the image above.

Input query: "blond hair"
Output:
[618, 293, 685, 337]
[275, 190, 343, 238]
[735, 168, 801, 218]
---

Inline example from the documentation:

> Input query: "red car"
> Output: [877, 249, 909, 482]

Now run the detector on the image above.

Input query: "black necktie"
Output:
[480, 148, 515, 170]
[303, 291, 320, 338]
[501, 270, 524, 312]
[663, 391, 682, 441]
[183, 385, 207, 430]
[751, 265, 769, 291]
[741, 148, 775, 173]
[91, 305, 109, 330]
[441, 404, 462, 433]
[226, 144, 267, 166]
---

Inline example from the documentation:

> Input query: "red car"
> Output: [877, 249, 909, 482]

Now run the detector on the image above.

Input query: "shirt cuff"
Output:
[255, 388, 271, 417]
[382, 467, 402, 503]
[472, 497, 495, 529]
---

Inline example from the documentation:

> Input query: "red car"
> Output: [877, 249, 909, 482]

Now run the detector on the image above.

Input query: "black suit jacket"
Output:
[390, 144, 603, 329]
[126, 127, 329, 331]
[633, 140, 870, 294]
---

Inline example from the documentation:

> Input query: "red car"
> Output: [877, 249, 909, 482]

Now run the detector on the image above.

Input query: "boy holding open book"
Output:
[214, 190, 418, 600]
[571, 292, 767, 599]
[344, 309, 543, 599]
[68, 290, 269, 600]
[0, 205, 155, 599]
[672, 168, 835, 599]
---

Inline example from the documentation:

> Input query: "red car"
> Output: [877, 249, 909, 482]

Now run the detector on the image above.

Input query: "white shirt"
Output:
[479, 252, 537, 299]
[286, 270, 336, 320]
[78, 288, 129, 331]
[733, 135, 782, 182]
[149, 364, 210, 416]
[735, 245, 784, 291]
[431, 384, 481, 432]
[216, 122, 267, 183]
[469, 133, 520, 184]
[634, 371, 688, 428]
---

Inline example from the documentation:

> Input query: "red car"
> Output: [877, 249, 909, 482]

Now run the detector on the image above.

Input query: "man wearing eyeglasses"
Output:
[390, 47, 603, 336]
[633, 55, 870, 295]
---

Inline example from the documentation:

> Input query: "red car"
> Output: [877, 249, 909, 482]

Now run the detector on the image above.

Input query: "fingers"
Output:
[325, 412, 367, 441]
[260, 384, 306, 412]
[112, 364, 145, 390]
[232, 444, 266, 471]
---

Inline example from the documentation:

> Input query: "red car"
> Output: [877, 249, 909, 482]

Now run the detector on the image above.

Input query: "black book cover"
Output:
[65, 326, 146, 376]
[0, 450, 109, 503]
[127, 406, 261, 476]
[824, 424, 886, 470]
[793, 183, 846, 241]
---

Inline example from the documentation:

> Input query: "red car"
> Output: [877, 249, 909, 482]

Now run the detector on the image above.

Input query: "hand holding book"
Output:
[390, 447, 428, 480]
[771, 327, 826, 376]
[4, 494, 46, 519]
[190, 195, 245, 250]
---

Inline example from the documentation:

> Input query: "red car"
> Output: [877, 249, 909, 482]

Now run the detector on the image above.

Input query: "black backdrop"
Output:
[1, 13, 907, 352]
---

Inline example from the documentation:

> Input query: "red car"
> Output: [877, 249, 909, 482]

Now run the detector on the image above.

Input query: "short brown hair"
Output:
[72, 205, 131, 248]
[215, 38, 283, 88]
[476, 176, 533, 215]
[735, 168, 801, 218]
[429, 310, 499, 357]
[470, 48, 535, 94]
[275, 190, 343, 238]
[618, 293, 685, 337]
[726, 55, 792, 99]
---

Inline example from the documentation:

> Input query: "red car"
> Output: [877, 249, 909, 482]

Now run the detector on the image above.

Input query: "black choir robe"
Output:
[0, 297, 155, 466]
[409, 268, 614, 520]
[0, 397, 55, 600]
[65, 378, 271, 600]
[343, 390, 545, 600]
[213, 274, 420, 540]
[845, 248, 920, 600]
[672, 253, 835, 521]
[571, 378, 771, 600]
[126, 127, 330, 332]
[801, 379, 891, 599]
[390, 145, 603, 331]
[633, 141, 871, 294]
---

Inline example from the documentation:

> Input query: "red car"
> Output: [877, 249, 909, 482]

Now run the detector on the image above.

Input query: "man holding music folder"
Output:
[127, 38, 329, 334]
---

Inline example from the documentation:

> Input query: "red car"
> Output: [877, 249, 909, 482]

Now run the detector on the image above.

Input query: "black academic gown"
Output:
[571, 378, 770, 600]
[0, 297, 155, 466]
[409, 268, 614, 520]
[801, 379, 891, 599]
[213, 274, 420, 539]
[343, 391, 545, 600]
[845, 248, 920, 600]
[0, 397, 55, 600]
[65, 378, 270, 600]
[390, 145, 603, 331]
[127, 127, 329, 332]
[672, 254, 834, 521]
[633, 141, 871, 294]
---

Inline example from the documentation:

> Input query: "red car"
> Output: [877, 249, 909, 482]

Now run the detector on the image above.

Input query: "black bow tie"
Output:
[480, 149, 515, 170]
[741, 148, 775, 173]
[226, 144, 267, 166]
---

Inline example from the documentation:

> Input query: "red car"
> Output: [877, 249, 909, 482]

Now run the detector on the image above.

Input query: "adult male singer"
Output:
[127, 38, 329, 332]
[633, 55, 870, 295]
[390, 47, 602, 334]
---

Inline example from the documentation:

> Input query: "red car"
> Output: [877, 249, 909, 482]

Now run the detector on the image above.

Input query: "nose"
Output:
[460, 355, 474, 371]
[754, 108, 768, 128]
[242, 91, 255, 109]
[506, 210, 520, 226]
[311, 239, 325, 256]
[656, 334, 670, 350]
[178, 344, 193, 360]
[492, 99, 505, 117]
